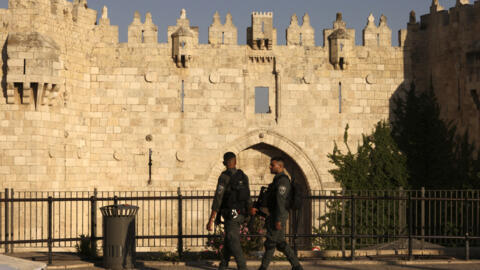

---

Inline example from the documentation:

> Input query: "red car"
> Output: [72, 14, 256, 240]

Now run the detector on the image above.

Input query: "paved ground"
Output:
[6, 252, 480, 270]
[142, 261, 480, 270]
[0, 254, 46, 270]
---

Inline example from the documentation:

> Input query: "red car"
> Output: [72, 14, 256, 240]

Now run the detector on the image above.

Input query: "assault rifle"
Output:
[247, 186, 269, 230]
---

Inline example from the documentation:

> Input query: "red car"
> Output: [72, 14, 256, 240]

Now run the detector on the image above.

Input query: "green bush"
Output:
[207, 215, 265, 257]
[76, 234, 98, 259]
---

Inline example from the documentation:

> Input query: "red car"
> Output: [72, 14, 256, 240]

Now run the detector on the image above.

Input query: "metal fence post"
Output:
[48, 196, 53, 265]
[341, 190, 345, 258]
[408, 192, 413, 261]
[399, 187, 406, 234]
[465, 233, 470, 261]
[177, 187, 183, 259]
[421, 187, 425, 250]
[465, 192, 469, 261]
[10, 189, 14, 253]
[4, 188, 8, 253]
[350, 194, 355, 261]
[90, 189, 97, 254]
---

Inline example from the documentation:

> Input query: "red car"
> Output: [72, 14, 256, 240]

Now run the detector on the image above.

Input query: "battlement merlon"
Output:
[8, 0, 97, 28]
[0, 8, 9, 28]
[419, 0, 480, 32]
[251, 12, 273, 17]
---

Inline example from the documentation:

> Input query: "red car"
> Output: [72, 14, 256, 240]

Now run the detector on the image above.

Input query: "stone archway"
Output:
[207, 129, 322, 249]
[206, 129, 322, 190]
[237, 142, 312, 249]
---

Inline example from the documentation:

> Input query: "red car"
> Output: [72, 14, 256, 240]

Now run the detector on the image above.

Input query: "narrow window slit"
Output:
[181, 80, 185, 112]
[339, 82, 342, 113]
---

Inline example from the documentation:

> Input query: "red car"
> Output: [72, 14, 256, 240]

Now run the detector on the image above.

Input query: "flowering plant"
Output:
[206, 215, 265, 257]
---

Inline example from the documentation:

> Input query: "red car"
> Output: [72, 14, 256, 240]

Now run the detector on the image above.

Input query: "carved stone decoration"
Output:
[77, 147, 86, 159]
[366, 74, 376, 84]
[303, 73, 313, 84]
[48, 149, 56, 158]
[145, 72, 157, 83]
[101, 6, 108, 19]
[49, 85, 60, 106]
[6, 83, 15, 104]
[431, 0, 444, 12]
[99, 5, 110, 25]
[212, 11, 221, 26]
[457, 0, 470, 7]
[22, 83, 32, 105]
[248, 12, 275, 50]
[113, 150, 123, 161]
[209, 72, 220, 84]
[249, 55, 275, 63]
[176, 150, 185, 162]
[379, 14, 388, 27]
[409, 10, 417, 24]
[367, 13, 375, 27]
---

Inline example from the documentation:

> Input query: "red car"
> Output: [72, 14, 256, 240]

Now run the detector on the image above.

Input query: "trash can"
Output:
[100, 204, 139, 270]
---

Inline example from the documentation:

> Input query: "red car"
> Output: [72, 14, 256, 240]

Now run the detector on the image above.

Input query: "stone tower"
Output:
[168, 9, 199, 68]
[325, 13, 355, 70]
[247, 12, 276, 50]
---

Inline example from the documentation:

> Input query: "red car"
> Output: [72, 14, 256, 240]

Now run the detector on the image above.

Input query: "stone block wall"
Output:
[406, 0, 480, 151]
[2, 0, 475, 194]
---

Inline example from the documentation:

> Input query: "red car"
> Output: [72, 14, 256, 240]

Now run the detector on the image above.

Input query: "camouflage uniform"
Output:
[211, 168, 251, 270]
[259, 172, 302, 270]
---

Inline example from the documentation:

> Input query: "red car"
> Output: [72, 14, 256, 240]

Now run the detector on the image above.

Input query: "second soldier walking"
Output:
[255, 156, 303, 270]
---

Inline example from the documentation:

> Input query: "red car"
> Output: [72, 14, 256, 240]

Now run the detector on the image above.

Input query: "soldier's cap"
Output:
[223, 152, 236, 162]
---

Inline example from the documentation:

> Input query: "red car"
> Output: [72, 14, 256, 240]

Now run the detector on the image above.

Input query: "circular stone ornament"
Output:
[145, 134, 153, 142]
[145, 72, 157, 83]
[209, 73, 220, 84]
[113, 151, 123, 161]
[176, 151, 185, 162]
[366, 74, 376, 85]
[303, 74, 313, 84]
[48, 149, 56, 158]
[77, 147, 86, 159]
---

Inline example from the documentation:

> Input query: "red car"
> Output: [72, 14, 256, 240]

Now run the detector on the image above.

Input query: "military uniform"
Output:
[260, 172, 302, 270]
[211, 168, 252, 270]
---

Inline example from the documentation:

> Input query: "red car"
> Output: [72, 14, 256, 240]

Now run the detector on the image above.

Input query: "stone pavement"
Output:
[48, 261, 480, 270]
[0, 254, 46, 270]
[5, 253, 480, 270]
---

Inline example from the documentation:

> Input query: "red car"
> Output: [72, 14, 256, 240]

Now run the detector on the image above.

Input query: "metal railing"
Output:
[1, 188, 480, 264]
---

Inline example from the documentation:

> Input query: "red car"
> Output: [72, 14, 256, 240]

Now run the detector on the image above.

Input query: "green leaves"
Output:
[328, 121, 408, 190]
[392, 83, 480, 189]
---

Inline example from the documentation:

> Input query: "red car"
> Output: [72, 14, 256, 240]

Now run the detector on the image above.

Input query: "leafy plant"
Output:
[207, 215, 265, 257]
[76, 234, 98, 259]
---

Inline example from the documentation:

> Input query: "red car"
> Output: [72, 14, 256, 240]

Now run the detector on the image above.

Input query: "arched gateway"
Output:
[207, 129, 322, 249]
[207, 129, 323, 190]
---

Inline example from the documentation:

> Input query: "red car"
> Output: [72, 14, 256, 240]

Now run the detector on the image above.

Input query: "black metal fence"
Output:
[1, 188, 480, 265]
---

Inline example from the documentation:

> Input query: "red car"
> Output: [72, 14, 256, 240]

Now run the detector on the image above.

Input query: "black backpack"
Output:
[288, 177, 305, 211]
[222, 170, 250, 211]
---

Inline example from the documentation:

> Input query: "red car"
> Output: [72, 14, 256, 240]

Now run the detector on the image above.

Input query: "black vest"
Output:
[221, 169, 249, 211]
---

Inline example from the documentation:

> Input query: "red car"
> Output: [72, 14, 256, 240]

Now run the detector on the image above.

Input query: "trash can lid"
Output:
[100, 204, 139, 217]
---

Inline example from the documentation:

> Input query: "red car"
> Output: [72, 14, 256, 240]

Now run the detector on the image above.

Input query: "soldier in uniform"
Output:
[256, 156, 303, 270]
[207, 152, 253, 270]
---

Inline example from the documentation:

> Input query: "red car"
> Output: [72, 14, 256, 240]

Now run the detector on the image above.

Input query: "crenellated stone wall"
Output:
[405, 0, 480, 154]
[0, 0, 477, 193]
